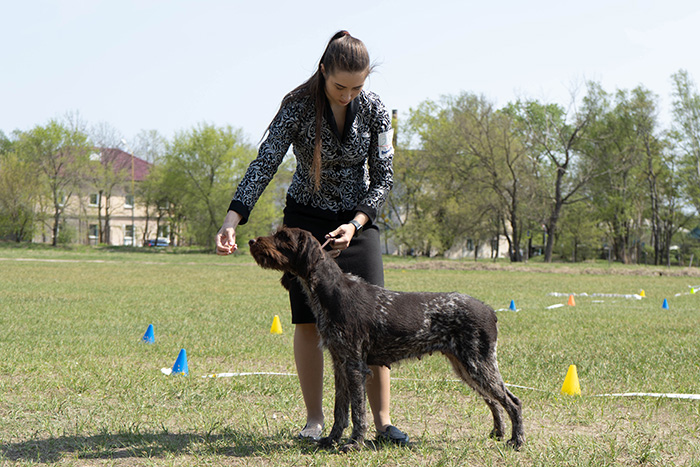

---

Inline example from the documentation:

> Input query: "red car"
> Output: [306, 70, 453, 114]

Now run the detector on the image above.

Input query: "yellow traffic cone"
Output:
[567, 294, 576, 306]
[640, 289, 646, 298]
[270, 315, 283, 334]
[561, 364, 581, 396]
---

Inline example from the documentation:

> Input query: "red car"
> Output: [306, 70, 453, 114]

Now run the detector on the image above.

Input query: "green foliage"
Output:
[13, 119, 92, 246]
[555, 202, 604, 262]
[0, 148, 39, 241]
[397, 93, 534, 259]
[584, 86, 661, 264]
[162, 123, 258, 247]
[509, 87, 602, 262]
[671, 69, 700, 214]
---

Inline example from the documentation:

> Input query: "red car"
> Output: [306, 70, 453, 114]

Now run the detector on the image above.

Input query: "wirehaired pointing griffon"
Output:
[248, 227, 524, 452]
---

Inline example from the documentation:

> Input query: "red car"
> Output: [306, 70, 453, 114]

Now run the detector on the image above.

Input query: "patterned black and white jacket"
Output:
[228, 90, 394, 225]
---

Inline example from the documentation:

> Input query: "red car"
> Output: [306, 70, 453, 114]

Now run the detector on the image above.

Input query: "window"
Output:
[158, 225, 170, 238]
[88, 224, 99, 245]
[467, 239, 474, 251]
[89, 193, 100, 207]
[124, 225, 134, 246]
[124, 195, 134, 209]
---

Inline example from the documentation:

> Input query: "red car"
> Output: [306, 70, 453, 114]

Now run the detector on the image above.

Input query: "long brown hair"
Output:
[272, 30, 371, 190]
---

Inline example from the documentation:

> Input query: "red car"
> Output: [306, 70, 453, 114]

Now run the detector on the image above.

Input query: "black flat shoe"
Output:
[376, 425, 410, 446]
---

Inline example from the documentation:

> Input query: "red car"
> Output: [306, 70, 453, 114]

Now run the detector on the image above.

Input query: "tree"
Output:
[0, 137, 40, 241]
[163, 123, 259, 247]
[630, 87, 670, 265]
[17, 119, 91, 246]
[89, 122, 128, 244]
[671, 69, 700, 215]
[556, 201, 603, 262]
[401, 97, 485, 256]
[512, 85, 602, 262]
[383, 146, 437, 255]
[404, 94, 535, 259]
[584, 86, 651, 263]
[132, 129, 167, 164]
[0, 131, 11, 153]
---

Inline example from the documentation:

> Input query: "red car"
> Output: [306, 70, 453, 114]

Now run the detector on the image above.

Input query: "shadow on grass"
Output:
[0, 429, 320, 463]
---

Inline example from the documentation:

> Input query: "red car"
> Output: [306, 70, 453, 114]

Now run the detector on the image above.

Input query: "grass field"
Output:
[1, 245, 699, 466]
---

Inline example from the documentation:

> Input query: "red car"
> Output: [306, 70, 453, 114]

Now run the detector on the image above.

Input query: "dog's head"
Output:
[248, 227, 338, 289]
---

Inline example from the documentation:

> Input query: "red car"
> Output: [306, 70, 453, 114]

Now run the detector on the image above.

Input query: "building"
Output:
[33, 148, 158, 246]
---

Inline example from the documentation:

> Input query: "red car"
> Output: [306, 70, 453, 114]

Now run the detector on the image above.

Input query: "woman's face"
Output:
[322, 67, 368, 107]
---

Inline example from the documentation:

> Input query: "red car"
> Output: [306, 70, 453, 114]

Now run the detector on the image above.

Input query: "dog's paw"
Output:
[340, 440, 364, 453]
[489, 427, 504, 441]
[318, 436, 338, 449]
[506, 436, 524, 451]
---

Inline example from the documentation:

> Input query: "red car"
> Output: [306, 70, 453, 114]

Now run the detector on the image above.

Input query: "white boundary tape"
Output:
[202, 372, 297, 378]
[194, 372, 700, 400]
[595, 392, 700, 400]
[549, 292, 643, 300]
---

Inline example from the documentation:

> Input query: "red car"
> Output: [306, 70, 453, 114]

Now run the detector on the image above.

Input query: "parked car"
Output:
[146, 238, 170, 247]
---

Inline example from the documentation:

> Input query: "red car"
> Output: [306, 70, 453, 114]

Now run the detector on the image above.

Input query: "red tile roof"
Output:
[98, 148, 151, 181]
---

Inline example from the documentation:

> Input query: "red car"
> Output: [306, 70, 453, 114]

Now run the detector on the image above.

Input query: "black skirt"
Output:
[282, 200, 384, 324]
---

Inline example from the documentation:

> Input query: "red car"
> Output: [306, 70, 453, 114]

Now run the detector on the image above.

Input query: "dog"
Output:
[248, 227, 524, 452]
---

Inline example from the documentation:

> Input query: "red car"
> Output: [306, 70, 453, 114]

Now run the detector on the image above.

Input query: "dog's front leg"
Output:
[319, 350, 351, 449]
[343, 360, 369, 452]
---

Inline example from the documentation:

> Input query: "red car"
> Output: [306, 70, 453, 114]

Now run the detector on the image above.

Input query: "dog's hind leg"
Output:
[445, 354, 506, 440]
[501, 387, 524, 449]
[445, 352, 524, 449]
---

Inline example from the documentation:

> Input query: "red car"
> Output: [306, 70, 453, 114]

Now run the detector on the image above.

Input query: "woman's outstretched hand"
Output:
[215, 211, 243, 255]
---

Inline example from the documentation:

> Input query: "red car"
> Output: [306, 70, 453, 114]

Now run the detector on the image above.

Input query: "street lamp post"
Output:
[121, 139, 136, 247]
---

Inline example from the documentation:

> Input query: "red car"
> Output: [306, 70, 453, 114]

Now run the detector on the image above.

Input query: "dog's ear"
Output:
[280, 272, 295, 290]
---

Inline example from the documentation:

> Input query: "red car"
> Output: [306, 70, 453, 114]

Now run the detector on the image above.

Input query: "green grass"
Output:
[1, 246, 699, 466]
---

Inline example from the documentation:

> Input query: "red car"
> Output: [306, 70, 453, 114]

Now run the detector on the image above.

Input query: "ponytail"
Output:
[271, 31, 371, 190]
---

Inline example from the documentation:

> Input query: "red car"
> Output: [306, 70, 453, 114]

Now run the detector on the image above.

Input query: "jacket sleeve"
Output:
[228, 100, 298, 224]
[355, 95, 394, 223]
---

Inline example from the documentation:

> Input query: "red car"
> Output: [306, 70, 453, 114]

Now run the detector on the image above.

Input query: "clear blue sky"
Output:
[3, 0, 700, 147]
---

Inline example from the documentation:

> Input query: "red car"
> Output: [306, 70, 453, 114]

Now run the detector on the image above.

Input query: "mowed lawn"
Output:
[1, 246, 699, 466]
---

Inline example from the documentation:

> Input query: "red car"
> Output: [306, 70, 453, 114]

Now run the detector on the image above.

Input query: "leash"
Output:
[320, 233, 341, 249]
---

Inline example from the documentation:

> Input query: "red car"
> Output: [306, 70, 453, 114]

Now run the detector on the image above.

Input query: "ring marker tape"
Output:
[190, 371, 700, 400]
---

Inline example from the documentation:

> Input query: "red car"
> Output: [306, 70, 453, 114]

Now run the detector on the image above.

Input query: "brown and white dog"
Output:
[248, 227, 524, 452]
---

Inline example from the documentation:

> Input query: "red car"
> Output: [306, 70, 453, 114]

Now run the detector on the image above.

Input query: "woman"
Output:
[215, 30, 408, 445]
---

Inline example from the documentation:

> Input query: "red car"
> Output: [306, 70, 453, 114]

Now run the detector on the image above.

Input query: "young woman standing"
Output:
[215, 30, 408, 445]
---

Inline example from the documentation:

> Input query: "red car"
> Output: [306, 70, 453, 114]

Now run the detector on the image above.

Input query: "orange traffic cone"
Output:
[567, 294, 576, 306]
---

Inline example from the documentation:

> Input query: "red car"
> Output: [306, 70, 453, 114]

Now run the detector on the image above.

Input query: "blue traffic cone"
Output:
[142, 324, 155, 343]
[171, 349, 189, 375]
[662, 298, 669, 310]
[509, 300, 517, 311]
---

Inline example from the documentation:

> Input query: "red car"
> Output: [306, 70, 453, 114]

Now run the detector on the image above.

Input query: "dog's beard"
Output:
[249, 245, 288, 272]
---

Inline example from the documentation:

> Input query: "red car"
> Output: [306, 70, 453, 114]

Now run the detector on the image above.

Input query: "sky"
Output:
[3, 0, 700, 149]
